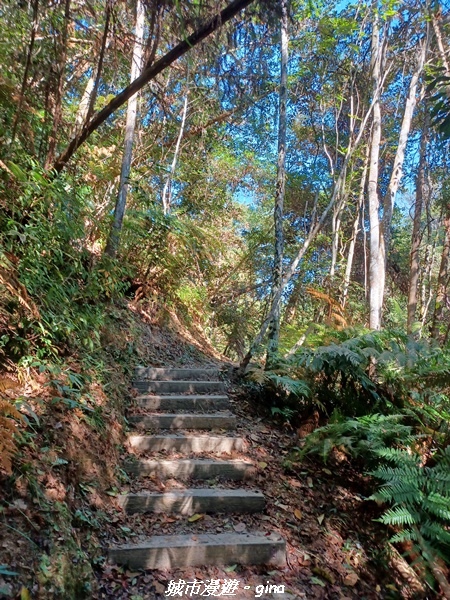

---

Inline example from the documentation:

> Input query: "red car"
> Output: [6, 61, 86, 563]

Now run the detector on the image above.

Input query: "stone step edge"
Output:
[128, 412, 236, 430]
[123, 458, 255, 480]
[128, 434, 245, 454]
[135, 396, 231, 411]
[109, 532, 286, 570]
[118, 488, 265, 514]
[134, 367, 221, 381]
[133, 380, 225, 386]
[135, 394, 229, 401]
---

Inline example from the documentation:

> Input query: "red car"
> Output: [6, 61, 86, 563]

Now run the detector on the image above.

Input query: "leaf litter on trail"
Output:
[294, 508, 303, 520]
[187, 513, 203, 522]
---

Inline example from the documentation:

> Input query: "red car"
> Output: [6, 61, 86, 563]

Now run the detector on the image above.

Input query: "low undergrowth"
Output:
[245, 329, 450, 596]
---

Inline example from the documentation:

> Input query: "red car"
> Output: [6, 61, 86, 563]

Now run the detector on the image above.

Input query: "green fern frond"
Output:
[378, 505, 417, 526]
[390, 529, 417, 544]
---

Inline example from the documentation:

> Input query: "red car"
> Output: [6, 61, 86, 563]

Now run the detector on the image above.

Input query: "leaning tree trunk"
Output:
[378, 35, 428, 319]
[52, 0, 256, 173]
[104, 0, 145, 258]
[162, 89, 189, 215]
[266, 0, 289, 368]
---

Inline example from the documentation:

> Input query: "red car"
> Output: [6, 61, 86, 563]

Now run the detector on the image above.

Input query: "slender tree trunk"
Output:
[330, 171, 348, 280]
[341, 148, 369, 308]
[266, 0, 289, 366]
[45, 0, 71, 169]
[431, 5, 450, 73]
[431, 212, 450, 339]
[407, 109, 429, 332]
[382, 38, 427, 258]
[162, 90, 189, 215]
[52, 0, 256, 173]
[73, 1, 111, 138]
[74, 77, 94, 132]
[104, 0, 145, 258]
[368, 12, 383, 330]
[378, 36, 427, 318]
[10, 0, 40, 149]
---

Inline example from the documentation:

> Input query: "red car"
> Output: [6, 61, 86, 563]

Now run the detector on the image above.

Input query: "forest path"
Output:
[96, 363, 422, 600]
[108, 366, 286, 581]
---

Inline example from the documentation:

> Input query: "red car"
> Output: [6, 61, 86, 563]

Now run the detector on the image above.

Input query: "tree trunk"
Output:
[266, 0, 289, 367]
[407, 109, 429, 332]
[162, 90, 189, 215]
[45, 0, 71, 168]
[52, 0, 256, 173]
[382, 37, 427, 259]
[341, 147, 369, 308]
[368, 12, 383, 330]
[378, 36, 428, 318]
[104, 0, 145, 258]
[431, 5, 450, 73]
[10, 0, 40, 150]
[431, 212, 450, 339]
[72, 1, 111, 138]
[330, 170, 348, 281]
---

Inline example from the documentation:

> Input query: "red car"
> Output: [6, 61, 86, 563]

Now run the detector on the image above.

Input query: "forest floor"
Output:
[0, 301, 436, 599]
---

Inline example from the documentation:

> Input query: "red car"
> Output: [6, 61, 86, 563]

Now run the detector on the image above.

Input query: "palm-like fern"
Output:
[299, 413, 419, 465]
[370, 447, 450, 592]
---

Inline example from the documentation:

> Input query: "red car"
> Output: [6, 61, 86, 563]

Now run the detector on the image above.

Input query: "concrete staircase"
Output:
[109, 367, 286, 571]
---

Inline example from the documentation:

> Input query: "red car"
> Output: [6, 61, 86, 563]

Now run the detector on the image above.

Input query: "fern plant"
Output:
[370, 447, 450, 593]
[299, 413, 419, 465]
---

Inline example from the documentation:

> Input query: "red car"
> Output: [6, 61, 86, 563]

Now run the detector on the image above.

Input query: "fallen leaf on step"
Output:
[13, 500, 28, 511]
[188, 513, 204, 522]
[125, 571, 141, 578]
[225, 564, 237, 572]
[317, 514, 325, 525]
[294, 509, 303, 520]
[258, 461, 268, 469]
[343, 572, 359, 586]
[154, 581, 166, 594]
[234, 522, 246, 532]
[20, 587, 31, 600]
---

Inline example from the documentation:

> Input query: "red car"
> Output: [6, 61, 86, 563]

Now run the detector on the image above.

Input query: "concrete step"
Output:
[123, 458, 255, 480]
[133, 380, 225, 394]
[128, 412, 236, 430]
[128, 434, 244, 454]
[118, 488, 265, 515]
[109, 532, 286, 570]
[134, 367, 220, 381]
[136, 394, 230, 412]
